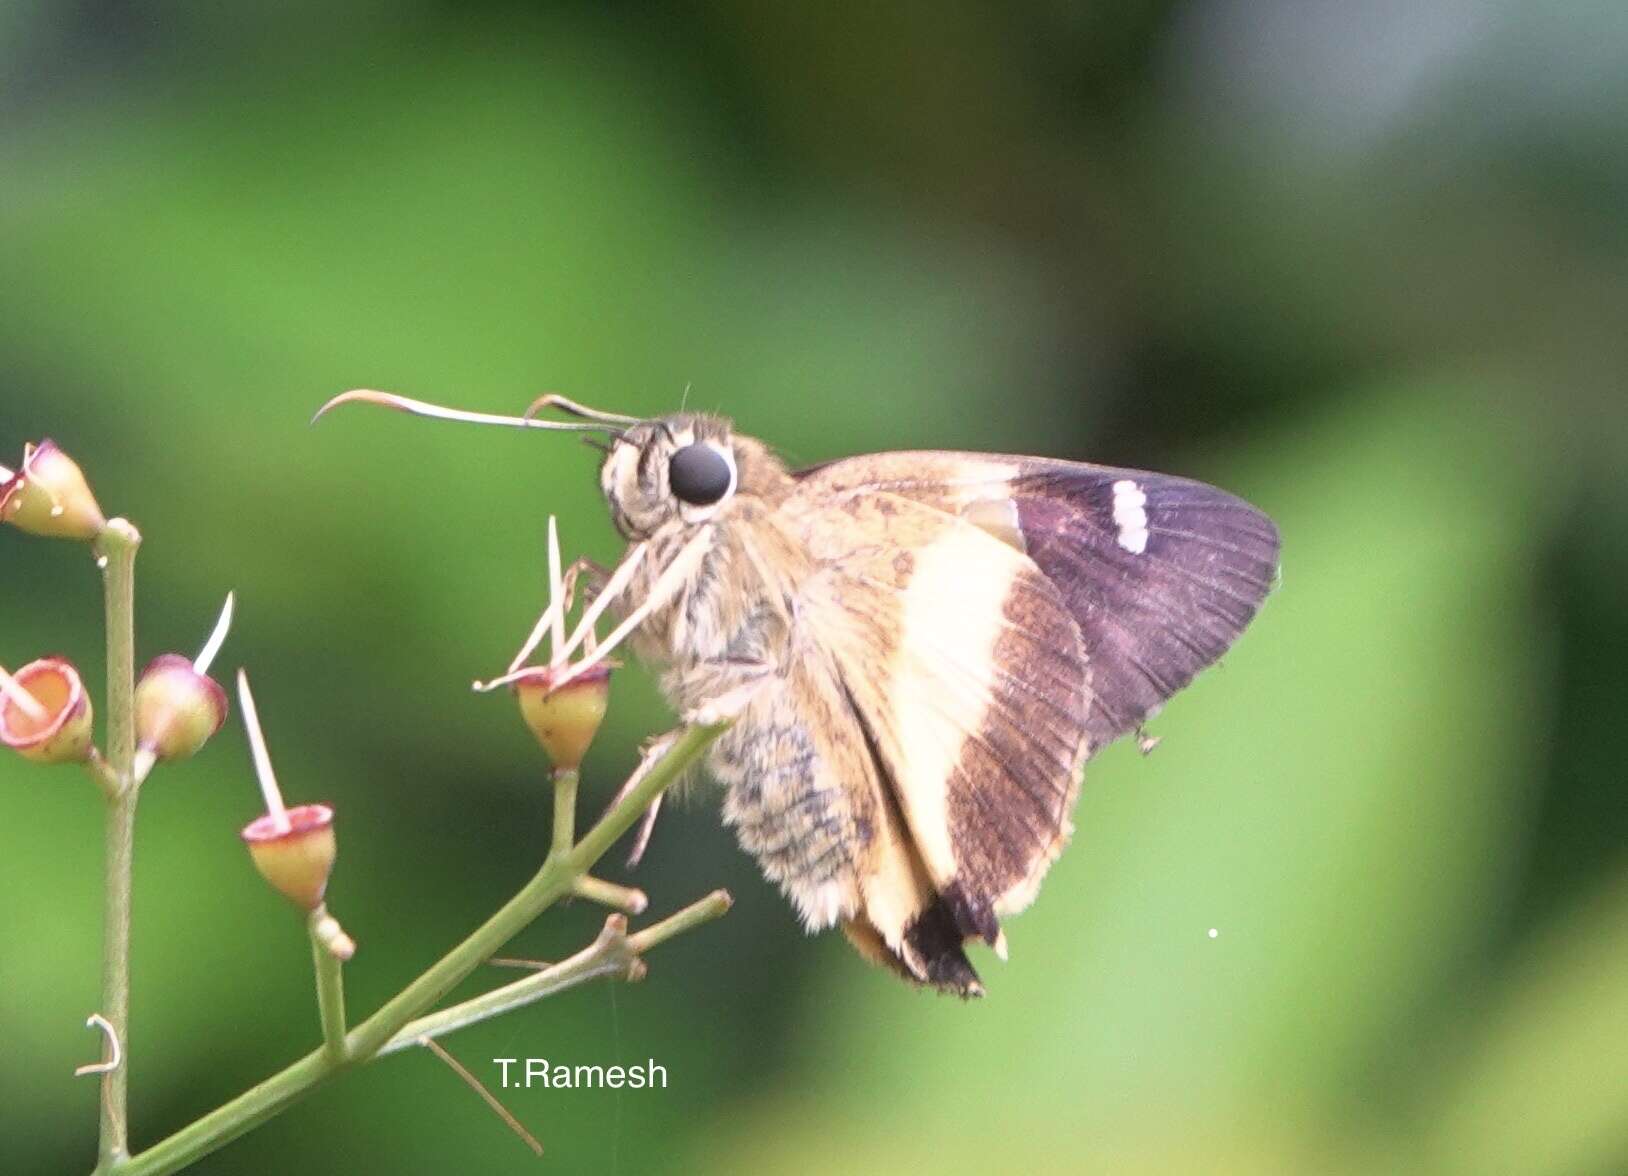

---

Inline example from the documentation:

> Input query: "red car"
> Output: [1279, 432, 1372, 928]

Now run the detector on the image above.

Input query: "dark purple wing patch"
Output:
[791, 450, 1280, 755]
[1010, 466, 1279, 750]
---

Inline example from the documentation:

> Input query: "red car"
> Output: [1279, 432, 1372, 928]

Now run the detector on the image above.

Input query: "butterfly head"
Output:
[599, 413, 782, 539]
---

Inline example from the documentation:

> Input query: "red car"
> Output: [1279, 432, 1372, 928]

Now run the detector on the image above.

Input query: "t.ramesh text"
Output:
[493, 1058, 668, 1090]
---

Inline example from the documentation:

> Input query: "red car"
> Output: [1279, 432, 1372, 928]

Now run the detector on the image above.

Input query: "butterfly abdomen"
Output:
[713, 700, 871, 931]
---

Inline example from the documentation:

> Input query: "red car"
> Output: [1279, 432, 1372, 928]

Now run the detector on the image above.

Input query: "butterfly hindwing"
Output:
[789, 487, 1092, 993]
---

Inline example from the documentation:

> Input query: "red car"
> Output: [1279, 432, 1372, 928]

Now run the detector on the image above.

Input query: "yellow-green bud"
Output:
[0, 440, 106, 540]
[241, 803, 337, 910]
[514, 664, 610, 771]
[135, 654, 228, 765]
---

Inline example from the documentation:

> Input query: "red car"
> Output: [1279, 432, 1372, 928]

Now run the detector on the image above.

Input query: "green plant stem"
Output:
[85, 748, 120, 800]
[377, 888, 732, 1058]
[566, 727, 719, 868]
[550, 765, 577, 859]
[571, 873, 648, 914]
[308, 908, 348, 1063]
[115, 721, 727, 1176]
[625, 887, 734, 955]
[94, 519, 141, 1174]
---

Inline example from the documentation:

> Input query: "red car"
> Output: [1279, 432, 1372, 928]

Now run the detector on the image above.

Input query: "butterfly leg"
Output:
[681, 663, 775, 727]
[626, 795, 663, 869]
[600, 665, 774, 869]
[611, 668, 776, 866]
[598, 728, 681, 869]
[564, 556, 611, 600]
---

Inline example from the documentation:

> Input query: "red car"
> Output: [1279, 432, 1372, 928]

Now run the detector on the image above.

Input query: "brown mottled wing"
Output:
[787, 487, 1091, 994]
[795, 451, 1280, 752]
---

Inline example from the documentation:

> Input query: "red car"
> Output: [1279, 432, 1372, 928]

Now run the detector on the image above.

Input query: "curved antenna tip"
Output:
[524, 392, 642, 428]
[311, 389, 390, 426]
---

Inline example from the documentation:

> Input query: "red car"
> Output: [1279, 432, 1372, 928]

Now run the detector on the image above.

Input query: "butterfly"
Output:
[320, 391, 1281, 996]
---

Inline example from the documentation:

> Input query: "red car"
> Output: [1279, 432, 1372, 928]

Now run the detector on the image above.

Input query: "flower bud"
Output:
[134, 654, 228, 768]
[0, 657, 94, 763]
[514, 664, 610, 771]
[0, 440, 106, 540]
[241, 803, 337, 910]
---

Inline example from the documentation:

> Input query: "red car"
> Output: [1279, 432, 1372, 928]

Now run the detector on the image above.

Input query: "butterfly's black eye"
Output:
[668, 443, 734, 506]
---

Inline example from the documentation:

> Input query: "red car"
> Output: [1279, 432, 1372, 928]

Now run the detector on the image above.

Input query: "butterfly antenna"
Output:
[523, 393, 642, 428]
[313, 390, 623, 436]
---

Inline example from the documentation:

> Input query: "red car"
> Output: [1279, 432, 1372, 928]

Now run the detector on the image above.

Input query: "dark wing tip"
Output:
[1013, 468, 1281, 748]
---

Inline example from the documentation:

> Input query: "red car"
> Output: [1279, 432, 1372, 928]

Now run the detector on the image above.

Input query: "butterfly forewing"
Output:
[1007, 463, 1280, 747]
[795, 451, 1281, 750]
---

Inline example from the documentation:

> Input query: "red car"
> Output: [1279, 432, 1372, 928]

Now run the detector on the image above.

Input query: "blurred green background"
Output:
[3, 3, 1625, 1173]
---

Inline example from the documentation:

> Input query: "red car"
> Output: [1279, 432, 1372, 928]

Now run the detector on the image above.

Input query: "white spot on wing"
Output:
[1111, 479, 1149, 554]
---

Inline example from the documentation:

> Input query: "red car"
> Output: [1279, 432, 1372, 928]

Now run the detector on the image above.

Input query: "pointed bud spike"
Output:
[236, 670, 288, 829]
[0, 663, 50, 723]
[546, 516, 565, 658]
[192, 592, 236, 675]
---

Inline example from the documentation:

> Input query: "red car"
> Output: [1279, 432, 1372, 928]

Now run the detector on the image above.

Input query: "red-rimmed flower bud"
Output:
[135, 654, 228, 768]
[0, 657, 94, 763]
[0, 440, 106, 541]
[241, 803, 336, 910]
[514, 664, 610, 772]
